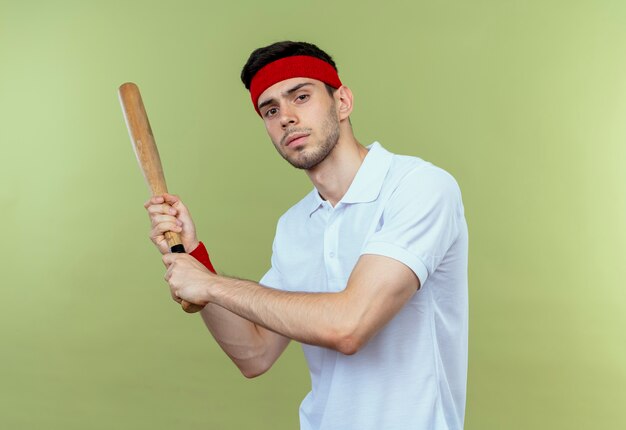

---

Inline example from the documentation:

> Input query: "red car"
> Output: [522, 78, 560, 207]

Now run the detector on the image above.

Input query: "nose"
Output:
[279, 103, 297, 128]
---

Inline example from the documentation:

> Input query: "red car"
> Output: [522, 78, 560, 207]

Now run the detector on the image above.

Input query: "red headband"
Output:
[250, 55, 342, 116]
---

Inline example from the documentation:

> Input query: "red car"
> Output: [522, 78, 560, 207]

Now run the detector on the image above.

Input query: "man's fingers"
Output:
[164, 259, 184, 303]
[162, 253, 178, 267]
[150, 217, 182, 240]
[146, 204, 177, 216]
[150, 214, 181, 228]
[143, 195, 165, 209]
[163, 193, 181, 205]
[150, 224, 182, 240]
[171, 292, 182, 303]
[163, 194, 190, 215]
[161, 254, 207, 312]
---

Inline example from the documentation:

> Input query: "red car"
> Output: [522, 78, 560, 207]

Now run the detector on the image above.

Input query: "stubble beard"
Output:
[277, 106, 340, 170]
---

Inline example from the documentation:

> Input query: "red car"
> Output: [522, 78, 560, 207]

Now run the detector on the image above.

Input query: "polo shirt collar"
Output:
[307, 141, 392, 216]
[307, 190, 326, 216]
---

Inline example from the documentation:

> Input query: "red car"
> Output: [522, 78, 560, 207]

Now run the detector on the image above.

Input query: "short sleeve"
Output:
[259, 226, 284, 290]
[361, 166, 463, 286]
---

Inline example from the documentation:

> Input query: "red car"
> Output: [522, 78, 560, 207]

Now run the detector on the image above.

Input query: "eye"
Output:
[295, 94, 309, 103]
[264, 107, 278, 118]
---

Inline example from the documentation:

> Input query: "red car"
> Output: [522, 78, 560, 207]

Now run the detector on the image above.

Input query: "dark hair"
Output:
[240, 41, 338, 90]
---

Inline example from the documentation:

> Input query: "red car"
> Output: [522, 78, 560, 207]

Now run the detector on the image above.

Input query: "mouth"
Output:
[285, 133, 310, 147]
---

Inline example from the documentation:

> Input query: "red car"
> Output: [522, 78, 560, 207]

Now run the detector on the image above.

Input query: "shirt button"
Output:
[329, 252, 335, 258]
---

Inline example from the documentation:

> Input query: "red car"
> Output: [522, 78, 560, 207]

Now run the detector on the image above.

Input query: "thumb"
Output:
[163, 193, 182, 206]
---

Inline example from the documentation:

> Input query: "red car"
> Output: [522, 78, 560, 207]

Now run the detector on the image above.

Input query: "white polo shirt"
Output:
[260, 142, 468, 430]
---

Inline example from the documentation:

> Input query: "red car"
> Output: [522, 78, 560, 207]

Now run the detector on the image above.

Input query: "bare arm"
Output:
[164, 252, 420, 355]
[145, 194, 289, 377]
[199, 304, 290, 378]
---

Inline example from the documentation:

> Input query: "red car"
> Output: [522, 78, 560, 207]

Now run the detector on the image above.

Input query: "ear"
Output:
[335, 85, 353, 121]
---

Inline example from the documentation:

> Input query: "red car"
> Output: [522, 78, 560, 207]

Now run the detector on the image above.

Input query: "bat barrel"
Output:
[119, 82, 182, 251]
[119, 83, 168, 196]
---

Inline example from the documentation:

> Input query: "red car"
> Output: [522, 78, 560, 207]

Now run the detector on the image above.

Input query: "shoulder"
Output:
[386, 153, 463, 205]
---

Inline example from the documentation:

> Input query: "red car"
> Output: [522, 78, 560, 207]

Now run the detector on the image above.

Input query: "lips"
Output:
[285, 133, 310, 147]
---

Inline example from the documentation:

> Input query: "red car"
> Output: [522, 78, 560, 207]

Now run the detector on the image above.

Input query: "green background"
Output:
[1, 0, 625, 428]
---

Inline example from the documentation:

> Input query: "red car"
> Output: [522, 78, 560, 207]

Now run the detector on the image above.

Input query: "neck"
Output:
[305, 131, 368, 207]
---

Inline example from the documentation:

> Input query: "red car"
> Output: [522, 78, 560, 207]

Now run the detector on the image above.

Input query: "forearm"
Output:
[207, 276, 361, 354]
[189, 243, 261, 365]
[199, 303, 287, 377]
[167, 254, 416, 357]
[185, 242, 286, 376]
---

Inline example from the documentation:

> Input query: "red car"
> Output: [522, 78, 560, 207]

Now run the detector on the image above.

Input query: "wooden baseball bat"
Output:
[118, 82, 203, 313]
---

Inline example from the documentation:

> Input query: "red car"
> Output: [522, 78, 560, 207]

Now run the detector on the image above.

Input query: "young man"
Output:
[145, 41, 468, 429]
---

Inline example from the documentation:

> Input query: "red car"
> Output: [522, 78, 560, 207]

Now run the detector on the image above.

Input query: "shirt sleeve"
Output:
[361, 166, 464, 286]
[259, 225, 284, 290]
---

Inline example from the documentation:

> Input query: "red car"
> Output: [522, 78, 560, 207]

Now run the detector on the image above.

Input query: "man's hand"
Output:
[163, 253, 214, 308]
[144, 193, 199, 255]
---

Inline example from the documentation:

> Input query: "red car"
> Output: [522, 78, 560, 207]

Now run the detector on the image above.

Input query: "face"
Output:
[257, 78, 340, 170]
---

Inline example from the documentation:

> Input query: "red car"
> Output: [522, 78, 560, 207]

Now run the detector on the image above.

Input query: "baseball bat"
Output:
[118, 82, 203, 313]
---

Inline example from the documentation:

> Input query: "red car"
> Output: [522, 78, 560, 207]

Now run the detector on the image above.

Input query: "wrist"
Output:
[189, 241, 216, 274]
[202, 272, 220, 303]
[187, 239, 200, 253]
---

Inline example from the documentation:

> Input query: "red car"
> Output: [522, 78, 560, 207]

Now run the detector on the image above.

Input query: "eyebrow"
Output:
[257, 82, 314, 111]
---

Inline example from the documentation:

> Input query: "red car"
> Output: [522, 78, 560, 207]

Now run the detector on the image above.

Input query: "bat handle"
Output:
[164, 230, 184, 252]
[168, 236, 205, 314]
[181, 299, 205, 313]
[170, 244, 185, 253]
